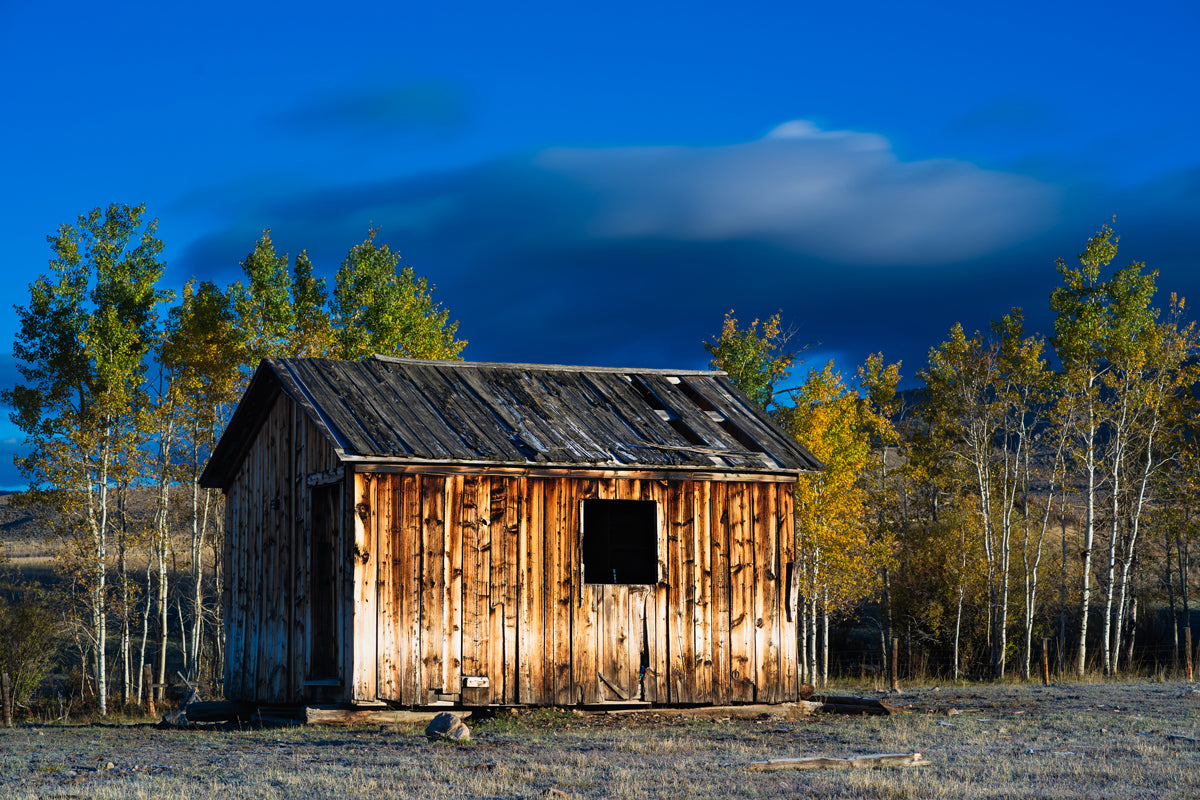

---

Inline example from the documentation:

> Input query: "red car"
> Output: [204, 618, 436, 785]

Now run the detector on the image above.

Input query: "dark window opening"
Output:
[582, 499, 658, 585]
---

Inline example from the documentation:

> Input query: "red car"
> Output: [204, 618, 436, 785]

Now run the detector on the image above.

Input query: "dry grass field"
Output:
[1, 681, 1198, 799]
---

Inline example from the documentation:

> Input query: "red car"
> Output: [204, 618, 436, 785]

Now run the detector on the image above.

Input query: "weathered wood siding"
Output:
[363, 472, 798, 707]
[223, 392, 341, 703]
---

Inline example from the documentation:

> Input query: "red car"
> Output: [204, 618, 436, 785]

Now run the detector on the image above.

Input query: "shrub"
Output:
[0, 585, 61, 714]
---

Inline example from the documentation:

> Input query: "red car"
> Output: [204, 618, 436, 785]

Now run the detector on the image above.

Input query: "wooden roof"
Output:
[199, 356, 822, 489]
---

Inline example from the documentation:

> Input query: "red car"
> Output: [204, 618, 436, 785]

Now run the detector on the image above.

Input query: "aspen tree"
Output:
[331, 229, 466, 360]
[5, 204, 167, 716]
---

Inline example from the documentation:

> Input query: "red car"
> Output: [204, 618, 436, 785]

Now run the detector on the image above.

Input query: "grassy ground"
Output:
[1, 681, 1198, 799]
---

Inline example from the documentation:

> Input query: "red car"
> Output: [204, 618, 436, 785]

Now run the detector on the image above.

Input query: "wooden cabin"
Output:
[199, 356, 822, 709]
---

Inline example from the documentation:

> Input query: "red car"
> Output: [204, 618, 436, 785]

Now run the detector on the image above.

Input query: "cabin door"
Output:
[308, 485, 341, 685]
[591, 585, 651, 702]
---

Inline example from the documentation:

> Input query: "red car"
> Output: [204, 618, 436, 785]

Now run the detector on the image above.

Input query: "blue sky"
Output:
[1, 1, 1198, 488]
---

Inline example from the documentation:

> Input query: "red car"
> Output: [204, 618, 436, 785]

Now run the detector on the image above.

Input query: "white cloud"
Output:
[534, 121, 1058, 265]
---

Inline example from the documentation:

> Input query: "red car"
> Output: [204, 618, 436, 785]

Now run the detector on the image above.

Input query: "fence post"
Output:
[1, 672, 12, 727]
[143, 664, 156, 718]
[1041, 638, 1050, 686]
[889, 637, 899, 693]
[1186, 627, 1195, 683]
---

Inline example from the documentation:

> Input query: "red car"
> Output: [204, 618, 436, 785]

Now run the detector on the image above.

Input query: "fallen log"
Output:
[748, 752, 930, 771]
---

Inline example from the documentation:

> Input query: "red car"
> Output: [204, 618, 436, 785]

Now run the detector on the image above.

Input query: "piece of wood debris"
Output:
[304, 706, 473, 726]
[1167, 734, 1200, 744]
[604, 702, 819, 720]
[747, 752, 930, 771]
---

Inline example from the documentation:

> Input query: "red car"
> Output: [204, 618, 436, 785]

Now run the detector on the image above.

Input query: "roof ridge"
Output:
[367, 354, 727, 378]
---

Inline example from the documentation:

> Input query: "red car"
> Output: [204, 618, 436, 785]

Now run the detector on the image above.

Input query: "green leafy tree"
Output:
[331, 229, 466, 360]
[704, 312, 795, 410]
[231, 231, 296, 369]
[291, 250, 334, 357]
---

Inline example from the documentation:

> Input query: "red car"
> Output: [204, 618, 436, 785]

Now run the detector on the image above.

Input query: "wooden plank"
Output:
[500, 477, 521, 704]
[667, 481, 690, 703]
[541, 477, 558, 704]
[642, 479, 670, 704]
[597, 584, 617, 700]
[227, 457, 242, 699]
[552, 480, 575, 705]
[574, 479, 600, 705]
[727, 482, 755, 702]
[617, 585, 635, 702]
[420, 476, 446, 702]
[288, 400, 302, 703]
[578, 584, 600, 703]
[269, 396, 288, 703]
[304, 706, 474, 726]
[777, 485, 798, 700]
[376, 474, 397, 702]
[708, 480, 731, 705]
[249, 424, 264, 702]
[339, 471, 352, 704]
[605, 701, 820, 719]
[520, 478, 544, 704]
[476, 478, 493, 705]
[484, 477, 504, 703]
[459, 475, 479, 698]
[400, 475, 423, 703]
[754, 482, 780, 704]
[350, 472, 378, 702]
[273, 398, 290, 700]
[444, 474, 465, 695]
[634, 585, 653, 701]
[239, 457, 253, 701]
[221, 478, 236, 698]
[225, 471, 241, 699]
[589, 478, 616, 704]
[694, 480, 713, 704]
[461, 476, 493, 706]
[747, 753, 929, 772]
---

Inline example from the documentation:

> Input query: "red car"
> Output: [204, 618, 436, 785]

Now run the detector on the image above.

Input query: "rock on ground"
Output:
[425, 712, 470, 742]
